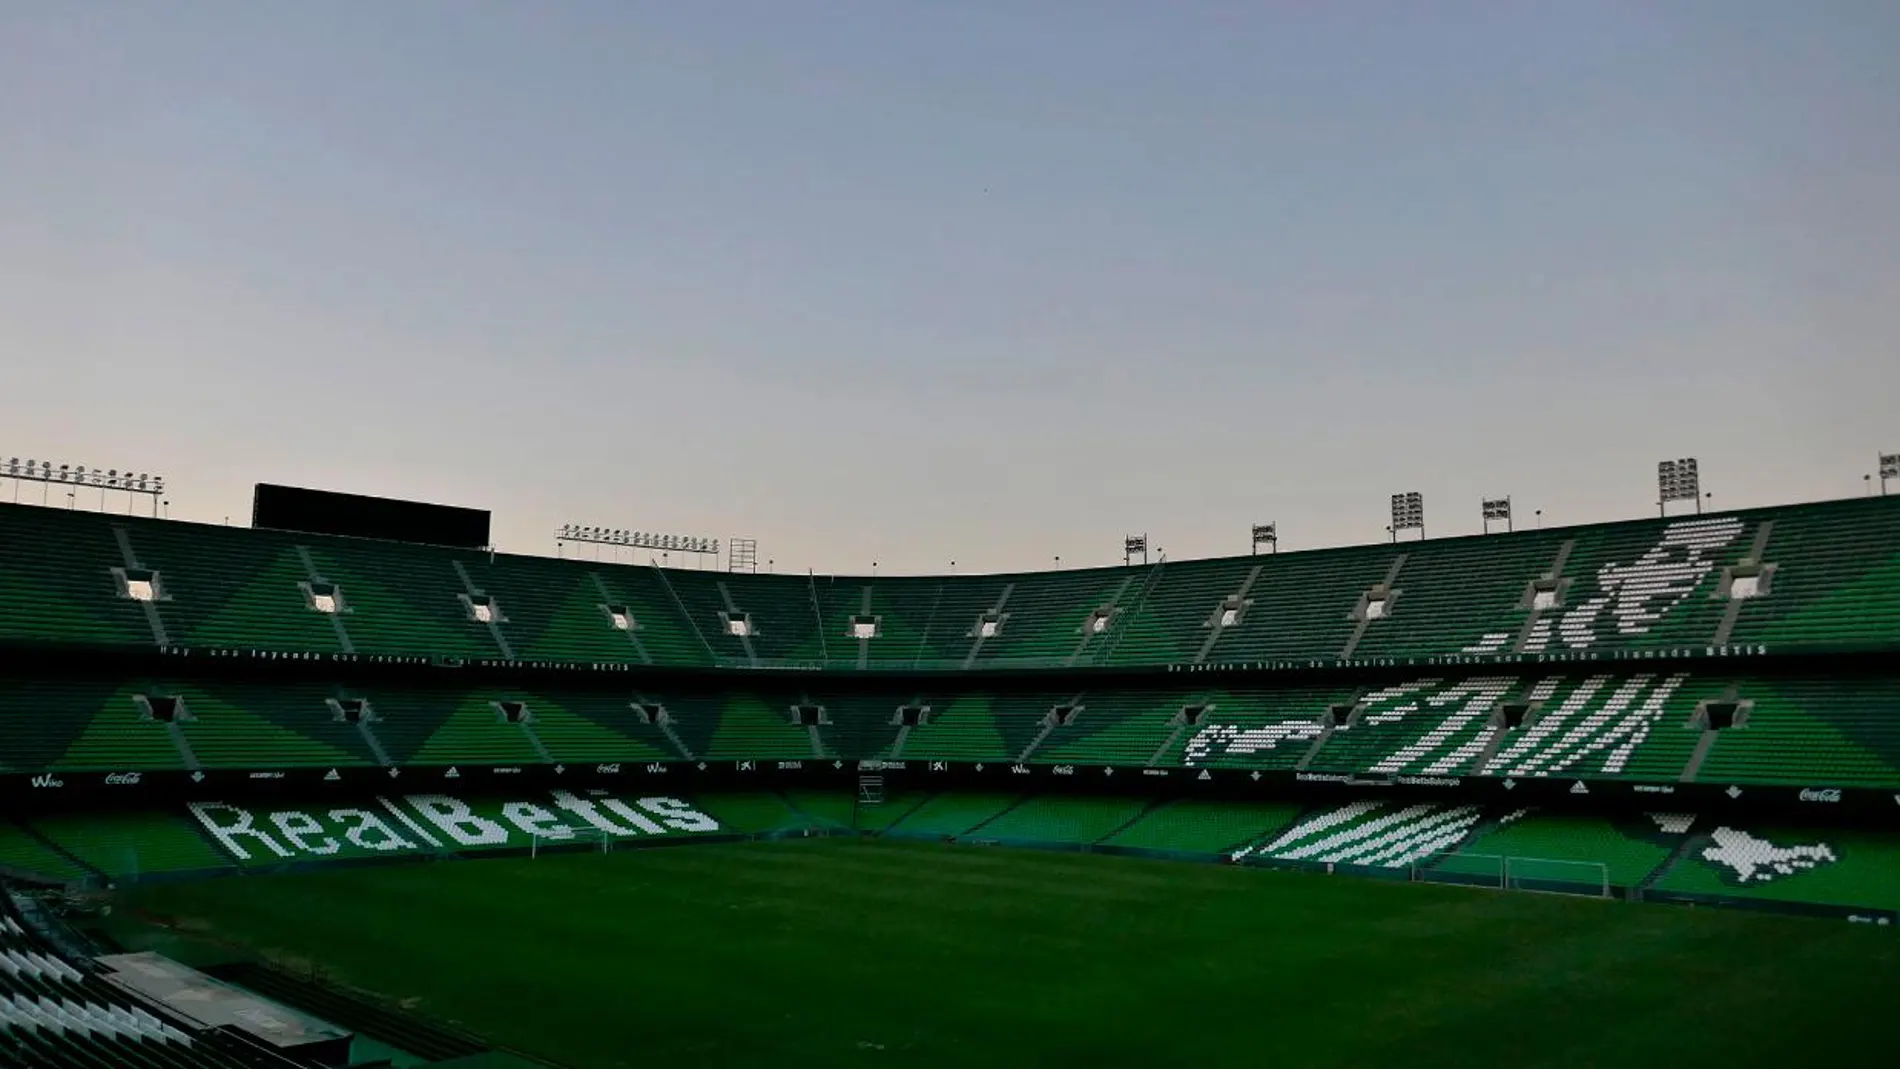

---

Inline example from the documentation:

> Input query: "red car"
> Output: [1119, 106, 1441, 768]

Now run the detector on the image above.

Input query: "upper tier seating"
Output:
[2, 670, 1898, 789]
[1, 494, 1892, 670]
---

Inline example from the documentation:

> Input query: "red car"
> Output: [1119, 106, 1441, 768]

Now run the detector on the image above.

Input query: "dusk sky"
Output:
[4, 2, 1897, 574]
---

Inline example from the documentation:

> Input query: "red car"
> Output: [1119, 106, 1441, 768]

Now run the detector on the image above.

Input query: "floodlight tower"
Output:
[1251, 523, 1278, 554]
[558, 526, 720, 565]
[1123, 534, 1148, 567]
[1481, 497, 1512, 534]
[2, 457, 166, 515]
[1656, 458, 1702, 516]
[1880, 452, 1899, 496]
[1389, 492, 1424, 542]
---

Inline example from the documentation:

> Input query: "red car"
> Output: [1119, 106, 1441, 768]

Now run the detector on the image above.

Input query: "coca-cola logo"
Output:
[1799, 788, 1843, 803]
[104, 772, 142, 786]
[596, 764, 621, 774]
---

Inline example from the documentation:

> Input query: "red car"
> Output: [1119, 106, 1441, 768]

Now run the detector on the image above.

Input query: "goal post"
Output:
[1415, 853, 1610, 898]
[1502, 857, 1611, 899]
[530, 828, 617, 859]
[1414, 852, 1504, 890]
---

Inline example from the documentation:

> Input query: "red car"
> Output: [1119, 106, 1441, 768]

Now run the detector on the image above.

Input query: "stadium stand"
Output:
[2, 494, 1894, 669]
[1653, 823, 1900, 913]
[2, 487, 1900, 922]
[0, 895, 255, 1069]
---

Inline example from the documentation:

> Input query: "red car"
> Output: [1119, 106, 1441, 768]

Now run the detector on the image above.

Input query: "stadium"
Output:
[8, 6, 1900, 1068]
[1, 462, 1899, 1067]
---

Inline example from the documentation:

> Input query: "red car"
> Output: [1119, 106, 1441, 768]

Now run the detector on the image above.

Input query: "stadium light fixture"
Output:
[1657, 458, 1702, 516]
[1251, 523, 1278, 555]
[727, 538, 759, 574]
[1123, 534, 1149, 567]
[3, 456, 166, 514]
[1389, 492, 1424, 542]
[1481, 496, 1512, 534]
[556, 525, 720, 562]
[1880, 452, 1899, 496]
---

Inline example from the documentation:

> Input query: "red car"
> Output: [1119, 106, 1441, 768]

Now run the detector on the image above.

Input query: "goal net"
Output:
[1415, 853, 1610, 898]
[530, 828, 619, 859]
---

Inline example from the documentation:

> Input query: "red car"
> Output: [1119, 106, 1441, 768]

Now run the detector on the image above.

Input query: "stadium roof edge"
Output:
[0, 488, 1893, 583]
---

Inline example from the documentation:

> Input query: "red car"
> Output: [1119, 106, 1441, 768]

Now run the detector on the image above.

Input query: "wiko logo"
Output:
[30, 774, 64, 788]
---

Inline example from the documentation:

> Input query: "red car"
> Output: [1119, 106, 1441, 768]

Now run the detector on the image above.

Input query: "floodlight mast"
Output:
[1481, 496, 1512, 534]
[1, 457, 166, 515]
[1656, 458, 1703, 516]
[555, 525, 721, 567]
[1123, 534, 1148, 567]
[1389, 492, 1424, 542]
[1880, 452, 1899, 496]
[1251, 523, 1278, 555]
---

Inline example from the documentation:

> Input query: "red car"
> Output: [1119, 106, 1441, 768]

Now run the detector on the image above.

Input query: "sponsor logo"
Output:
[1798, 788, 1843, 804]
[736, 761, 756, 772]
[776, 761, 803, 770]
[1009, 764, 1030, 775]
[1395, 776, 1460, 787]
[1294, 773, 1351, 784]
[1632, 784, 1675, 794]
[492, 767, 522, 775]
[857, 760, 908, 772]
[1052, 765, 1075, 776]
[596, 764, 621, 775]
[928, 761, 947, 772]
[323, 769, 341, 782]
[248, 772, 285, 780]
[643, 763, 665, 774]
[30, 775, 64, 789]
[1142, 769, 1170, 777]
[104, 772, 142, 786]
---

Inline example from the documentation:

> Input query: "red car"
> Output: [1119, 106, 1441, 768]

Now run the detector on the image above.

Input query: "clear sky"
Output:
[3, 2, 1896, 574]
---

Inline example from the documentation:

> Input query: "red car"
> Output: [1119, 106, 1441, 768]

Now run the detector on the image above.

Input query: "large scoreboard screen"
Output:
[251, 483, 491, 549]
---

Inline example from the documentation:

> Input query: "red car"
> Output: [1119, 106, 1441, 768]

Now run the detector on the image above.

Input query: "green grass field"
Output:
[124, 838, 1900, 1069]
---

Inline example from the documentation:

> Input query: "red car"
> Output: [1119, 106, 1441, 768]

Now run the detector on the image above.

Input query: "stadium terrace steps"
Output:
[970, 795, 1156, 845]
[28, 812, 233, 880]
[1102, 800, 1303, 855]
[780, 789, 861, 830]
[0, 505, 157, 648]
[1734, 498, 1900, 649]
[1692, 678, 1900, 787]
[1209, 546, 1403, 663]
[0, 896, 253, 1069]
[7, 671, 1900, 789]
[120, 521, 344, 655]
[0, 821, 89, 881]
[2, 494, 1899, 668]
[885, 793, 1024, 837]
[1350, 532, 1561, 660]
[304, 542, 500, 660]
[691, 695, 828, 760]
[1654, 823, 1900, 913]
[1238, 801, 1489, 869]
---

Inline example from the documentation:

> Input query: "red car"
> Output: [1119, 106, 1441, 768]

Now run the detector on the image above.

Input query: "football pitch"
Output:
[125, 838, 1900, 1068]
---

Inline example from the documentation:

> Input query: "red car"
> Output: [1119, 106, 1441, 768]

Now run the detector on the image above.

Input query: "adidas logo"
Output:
[1569, 781, 1589, 795]
[445, 767, 461, 779]
[323, 769, 340, 782]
